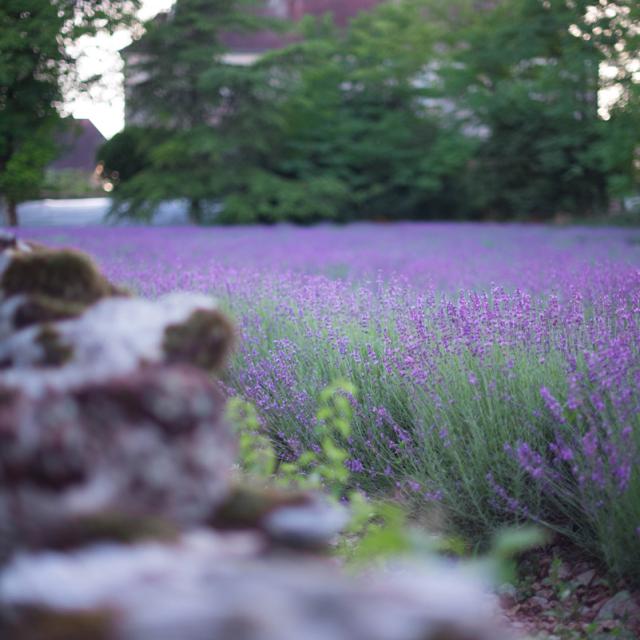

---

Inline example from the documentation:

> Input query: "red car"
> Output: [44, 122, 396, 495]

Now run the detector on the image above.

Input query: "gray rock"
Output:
[596, 590, 640, 622]
[574, 569, 596, 587]
[263, 497, 350, 549]
[0, 366, 236, 558]
[0, 293, 230, 397]
[0, 531, 512, 640]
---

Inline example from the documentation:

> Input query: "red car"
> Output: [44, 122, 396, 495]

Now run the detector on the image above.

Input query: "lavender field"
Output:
[24, 223, 640, 579]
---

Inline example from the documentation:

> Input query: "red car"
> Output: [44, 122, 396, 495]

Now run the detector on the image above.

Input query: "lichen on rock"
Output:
[0, 531, 510, 640]
[0, 606, 114, 640]
[0, 243, 128, 339]
[0, 293, 228, 397]
[35, 325, 74, 367]
[0, 248, 126, 304]
[211, 484, 348, 549]
[0, 366, 235, 557]
[211, 485, 310, 531]
[0, 232, 39, 275]
[43, 513, 179, 552]
[12, 295, 88, 330]
[163, 308, 235, 371]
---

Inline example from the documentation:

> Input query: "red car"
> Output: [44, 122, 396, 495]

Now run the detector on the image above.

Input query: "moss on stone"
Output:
[163, 309, 235, 372]
[1, 607, 114, 640]
[1, 249, 127, 304]
[211, 484, 308, 531]
[13, 295, 88, 329]
[45, 512, 179, 551]
[36, 325, 73, 367]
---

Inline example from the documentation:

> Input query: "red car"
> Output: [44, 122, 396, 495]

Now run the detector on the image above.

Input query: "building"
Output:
[49, 119, 105, 174]
[221, 0, 386, 64]
[43, 119, 106, 197]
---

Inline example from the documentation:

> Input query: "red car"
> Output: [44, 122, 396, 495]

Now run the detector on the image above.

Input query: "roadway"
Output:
[5, 199, 191, 226]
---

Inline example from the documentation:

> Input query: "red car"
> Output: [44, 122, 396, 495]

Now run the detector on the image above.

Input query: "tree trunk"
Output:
[188, 199, 203, 225]
[7, 199, 18, 226]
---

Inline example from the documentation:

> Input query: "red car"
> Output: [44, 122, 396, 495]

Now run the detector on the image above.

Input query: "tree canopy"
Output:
[446, 0, 640, 217]
[103, 0, 287, 222]
[101, 0, 640, 223]
[0, 0, 140, 225]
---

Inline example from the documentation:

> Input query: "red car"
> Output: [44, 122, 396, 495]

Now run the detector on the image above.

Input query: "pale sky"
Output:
[64, 0, 175, 138]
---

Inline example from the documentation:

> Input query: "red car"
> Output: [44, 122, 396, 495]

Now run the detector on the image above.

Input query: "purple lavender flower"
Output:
[540, 387, 565, 424]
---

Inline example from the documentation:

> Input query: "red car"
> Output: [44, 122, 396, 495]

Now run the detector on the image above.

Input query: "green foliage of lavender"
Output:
[222, 278, 640, 579]
[228, 379, 548, 576]
[21, 224, 640, 581]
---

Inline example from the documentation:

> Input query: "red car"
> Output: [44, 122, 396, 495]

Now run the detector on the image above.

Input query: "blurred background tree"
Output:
[446, 0, 640, 218]
[0, 0, 140, 225]
[98, 0, 640, 224]
[238, 1, 478, 222]
[105, 0, 287, 223]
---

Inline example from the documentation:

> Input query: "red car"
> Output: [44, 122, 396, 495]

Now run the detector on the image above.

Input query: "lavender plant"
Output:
[19, 223, 640, 579]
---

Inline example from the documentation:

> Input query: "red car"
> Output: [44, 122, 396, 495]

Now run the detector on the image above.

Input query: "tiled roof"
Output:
[50, 120, 105, 172]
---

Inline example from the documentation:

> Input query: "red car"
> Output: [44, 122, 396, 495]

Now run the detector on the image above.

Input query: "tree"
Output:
[0, 0, 139, 226]
[98, 125, 159, 186]
[446, 0, 640, 217]
[106, 0, 286, 223]
[105, 0, 640, 223]
[106, 0, 480, 223]
[222, 1, 476, 222]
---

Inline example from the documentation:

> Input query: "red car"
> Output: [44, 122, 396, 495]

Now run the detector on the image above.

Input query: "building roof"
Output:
[222, 0, 385, 52]
[50, 119, 106, 172]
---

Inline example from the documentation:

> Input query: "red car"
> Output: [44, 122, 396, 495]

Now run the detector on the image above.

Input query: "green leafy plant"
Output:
[227, 381, 418, 566]
[227, 379, 547, 574]
[228, 379, 357, 495]
[226, 396, 276, 478]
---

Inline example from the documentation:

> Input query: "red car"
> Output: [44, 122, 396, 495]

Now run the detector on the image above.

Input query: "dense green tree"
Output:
[0, 0, 139, 226]
[106, 0, 639, 223]
[447, 0, 640, 217]
[224, 1, 477, 222]
[1, 2, 62, 225]
[107, 0, 287, 222]
[98, 126, 161, 186]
